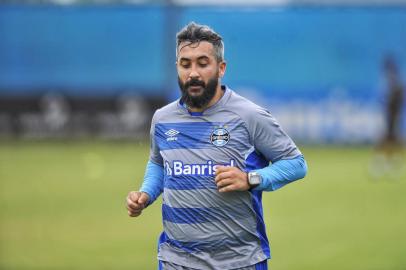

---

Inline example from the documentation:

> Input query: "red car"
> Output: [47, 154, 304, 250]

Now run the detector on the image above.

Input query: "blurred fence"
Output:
[0, 4, 405, 142]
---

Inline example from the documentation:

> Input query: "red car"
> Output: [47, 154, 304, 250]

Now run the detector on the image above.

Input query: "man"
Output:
[126, 22, 307, 270]
[381, 56, 404, 150]
[370, 55, 404, 179]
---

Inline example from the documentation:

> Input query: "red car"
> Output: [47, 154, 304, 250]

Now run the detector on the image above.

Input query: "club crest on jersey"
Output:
[210, 127, 230, 147]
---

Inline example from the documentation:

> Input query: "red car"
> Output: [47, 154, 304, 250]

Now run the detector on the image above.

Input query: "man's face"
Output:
[177, 41, 226, 108]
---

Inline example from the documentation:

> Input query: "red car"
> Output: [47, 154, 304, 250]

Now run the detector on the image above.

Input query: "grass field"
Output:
[1, 141, 405, 269]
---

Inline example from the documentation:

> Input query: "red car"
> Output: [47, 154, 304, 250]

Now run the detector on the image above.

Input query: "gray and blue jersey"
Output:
[148, 86, 302, 269]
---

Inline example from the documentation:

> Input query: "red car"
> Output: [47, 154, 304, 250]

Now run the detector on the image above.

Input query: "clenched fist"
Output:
[215, 166, 250, 192]
[126, 191, 150, 217]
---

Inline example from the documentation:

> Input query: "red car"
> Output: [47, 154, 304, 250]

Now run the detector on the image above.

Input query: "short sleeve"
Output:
[248, 107, 301, 163]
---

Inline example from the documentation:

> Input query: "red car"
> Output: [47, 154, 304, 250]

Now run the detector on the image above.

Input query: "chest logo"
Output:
[165, 129, 179, 141]
[210, 127, 230, 147]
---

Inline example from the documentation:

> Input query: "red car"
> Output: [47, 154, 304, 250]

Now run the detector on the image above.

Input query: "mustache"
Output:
[184, 78, 205, 89]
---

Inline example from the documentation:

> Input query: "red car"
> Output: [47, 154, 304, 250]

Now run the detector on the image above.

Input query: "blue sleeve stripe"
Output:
[139, 160, 164, 205]
[253, 155, 307, 191]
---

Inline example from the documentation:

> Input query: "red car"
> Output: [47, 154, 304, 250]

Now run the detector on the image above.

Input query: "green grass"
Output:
[1, 141, 405, 269]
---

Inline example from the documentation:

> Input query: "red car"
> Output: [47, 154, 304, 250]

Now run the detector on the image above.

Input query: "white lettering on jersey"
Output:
[166, 160, 236, 176]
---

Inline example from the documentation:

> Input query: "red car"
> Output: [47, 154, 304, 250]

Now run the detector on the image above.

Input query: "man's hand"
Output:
[126, 191, 150, 217]
[215, 166, 250, 192]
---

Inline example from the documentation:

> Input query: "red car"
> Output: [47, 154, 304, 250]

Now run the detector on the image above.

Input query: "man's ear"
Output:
[219, 61, 227, 78]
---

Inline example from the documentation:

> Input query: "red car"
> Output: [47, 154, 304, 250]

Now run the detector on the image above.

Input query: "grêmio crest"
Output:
[210, 127, 230, 147]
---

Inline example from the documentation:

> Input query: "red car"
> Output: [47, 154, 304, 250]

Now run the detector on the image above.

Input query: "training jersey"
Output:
[149, 86, 301, 269]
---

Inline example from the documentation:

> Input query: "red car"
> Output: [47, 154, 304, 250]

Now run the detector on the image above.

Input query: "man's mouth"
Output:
[188, 85, 204, 92]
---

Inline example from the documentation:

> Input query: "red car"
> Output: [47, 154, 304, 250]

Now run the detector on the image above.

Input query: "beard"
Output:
[178, 74, 219, 109]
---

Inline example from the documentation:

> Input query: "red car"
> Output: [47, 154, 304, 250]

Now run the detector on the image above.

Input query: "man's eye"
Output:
[181, 63, 190, 68]
[199, 63, 208, 67]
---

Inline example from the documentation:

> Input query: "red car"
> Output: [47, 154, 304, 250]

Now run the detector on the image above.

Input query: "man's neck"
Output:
[188, 85, 224, 113]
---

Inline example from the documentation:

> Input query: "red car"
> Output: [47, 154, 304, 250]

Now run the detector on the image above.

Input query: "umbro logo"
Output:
[165, 129, 179, 137]
[165, 129, 179, 141]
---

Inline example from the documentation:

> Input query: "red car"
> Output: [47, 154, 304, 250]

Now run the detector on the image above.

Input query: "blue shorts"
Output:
[158, 260, 268, 270]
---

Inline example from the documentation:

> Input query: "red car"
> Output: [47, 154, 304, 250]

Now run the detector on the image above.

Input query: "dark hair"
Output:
[176, 22, 224, 62]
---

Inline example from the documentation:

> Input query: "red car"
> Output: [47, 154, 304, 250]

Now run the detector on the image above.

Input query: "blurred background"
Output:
[0, 0, 405, 269]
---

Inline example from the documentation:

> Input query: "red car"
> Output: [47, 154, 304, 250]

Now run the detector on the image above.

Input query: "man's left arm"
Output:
[215, 155, 307, 192]
[252, 155, 307, 191]
[215, 106, 307, 192]
[250, 106, 307, 191]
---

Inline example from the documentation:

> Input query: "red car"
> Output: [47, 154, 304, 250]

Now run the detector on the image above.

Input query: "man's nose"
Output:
[188, 66, 200, 80]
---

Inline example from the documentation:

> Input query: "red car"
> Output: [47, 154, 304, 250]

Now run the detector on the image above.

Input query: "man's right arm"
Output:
[126, 160, 164, 217]
[127, 110, 165, 217]
[139, 160, 164, 205]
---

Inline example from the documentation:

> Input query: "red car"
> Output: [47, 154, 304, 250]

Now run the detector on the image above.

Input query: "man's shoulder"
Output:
[152, 99, 180, 123]
[226, 89, 270, 119]
[156, 99, 179, 114]
[228, 90, 261, 109]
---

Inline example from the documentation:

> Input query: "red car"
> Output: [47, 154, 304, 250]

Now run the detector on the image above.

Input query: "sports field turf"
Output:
[1, 141, 405, 269]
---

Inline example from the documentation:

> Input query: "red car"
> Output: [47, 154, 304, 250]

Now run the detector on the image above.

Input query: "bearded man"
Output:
[126, 22, 307, 270]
